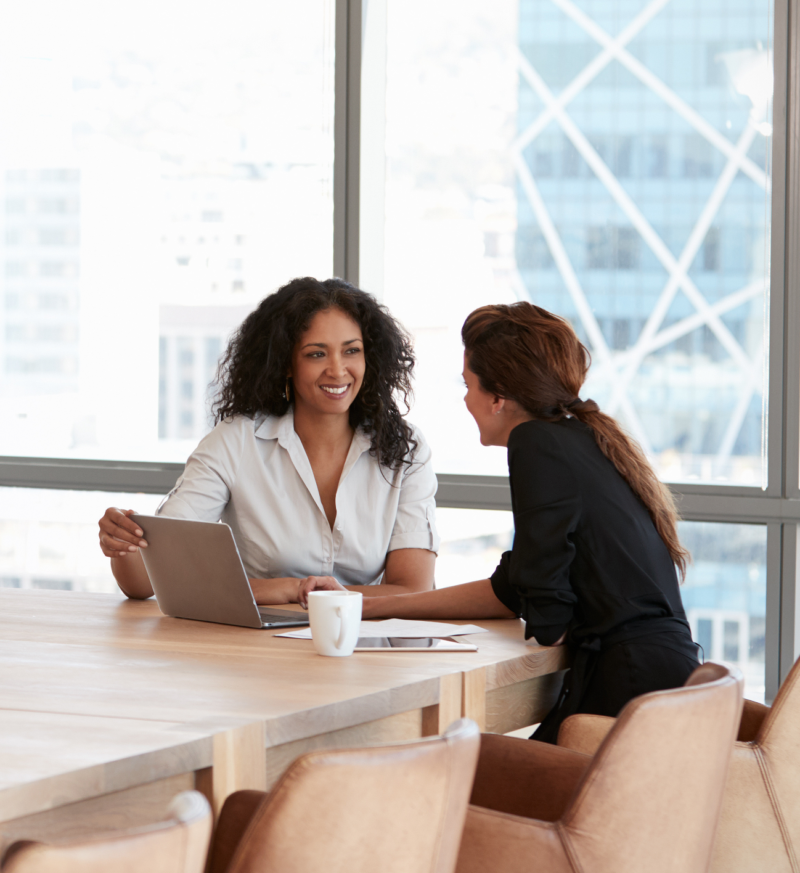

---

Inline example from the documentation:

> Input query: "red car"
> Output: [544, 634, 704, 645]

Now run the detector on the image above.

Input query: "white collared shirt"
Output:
[156, 410, 439, 585]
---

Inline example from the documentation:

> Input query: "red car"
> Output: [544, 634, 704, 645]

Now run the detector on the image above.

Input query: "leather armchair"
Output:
[456, 663, 743, 873]
[209, 718, 480, 873]
[558, 657, 800, 873]
[0, 790, 211, 873]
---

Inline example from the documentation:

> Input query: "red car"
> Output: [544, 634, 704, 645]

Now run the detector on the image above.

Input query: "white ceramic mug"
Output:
[308, 591, 363, 657]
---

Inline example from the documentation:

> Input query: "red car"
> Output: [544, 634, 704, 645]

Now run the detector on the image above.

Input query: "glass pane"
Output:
[0, 487, 162, 592]
[381, 0, 773, 484]
[435, 508, 514, 588]
[679, 521, 767, 702]
[0, 0, 334, 462]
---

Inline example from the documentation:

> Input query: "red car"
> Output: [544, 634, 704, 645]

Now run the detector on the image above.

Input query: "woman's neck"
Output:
[292, 404, 354, 456]
[492, 403, 534, 447]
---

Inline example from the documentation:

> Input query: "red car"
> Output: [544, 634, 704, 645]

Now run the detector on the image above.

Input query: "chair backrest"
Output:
[1, 791, 211, 873]
[560, 663, 743, 873]
[226, 718, 481, 873]
[753, 654, 800, 854]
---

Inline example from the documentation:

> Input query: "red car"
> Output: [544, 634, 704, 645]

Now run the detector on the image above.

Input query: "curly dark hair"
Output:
[212, 277, 417, 470]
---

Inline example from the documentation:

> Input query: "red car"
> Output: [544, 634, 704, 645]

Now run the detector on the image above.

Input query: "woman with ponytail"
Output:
[357, 301, 698, 743]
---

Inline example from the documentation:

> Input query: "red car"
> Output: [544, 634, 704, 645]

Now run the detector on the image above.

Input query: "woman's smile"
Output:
[320, 383, 351, 398]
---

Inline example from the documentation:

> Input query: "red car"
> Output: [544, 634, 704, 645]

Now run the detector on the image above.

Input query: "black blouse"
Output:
[490, 418, 690, 647]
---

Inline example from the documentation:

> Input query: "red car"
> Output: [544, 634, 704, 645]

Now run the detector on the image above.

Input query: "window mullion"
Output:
[333, 0, 363, 283]
[779, 0, 800, 500]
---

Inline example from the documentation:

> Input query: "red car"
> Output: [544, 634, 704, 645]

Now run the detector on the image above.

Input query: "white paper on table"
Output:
[275, 618, 488, 640]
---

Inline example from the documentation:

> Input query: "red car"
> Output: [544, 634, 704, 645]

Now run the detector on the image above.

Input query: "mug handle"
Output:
[335, 605, 347, 650]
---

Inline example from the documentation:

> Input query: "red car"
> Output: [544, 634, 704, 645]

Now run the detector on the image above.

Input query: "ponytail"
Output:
[569, 403, 688, 579]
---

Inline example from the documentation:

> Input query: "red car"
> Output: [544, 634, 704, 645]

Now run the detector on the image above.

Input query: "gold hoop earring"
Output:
[284, 377, 292, 403]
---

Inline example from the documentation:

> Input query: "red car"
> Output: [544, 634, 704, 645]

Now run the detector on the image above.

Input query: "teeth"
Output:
[322, 386, 348, 395]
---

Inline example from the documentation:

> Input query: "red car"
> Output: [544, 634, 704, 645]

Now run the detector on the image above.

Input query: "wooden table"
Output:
[0, 590, 568, 851]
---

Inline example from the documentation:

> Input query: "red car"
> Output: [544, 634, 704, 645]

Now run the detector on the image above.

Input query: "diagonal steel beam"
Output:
[548, 0, 769, 191]
[717, 344, 764, 464]
[514, 0, 671, 154]
[607, 121, 760, 413]
[516, 143, 654, 454]
[517, 51, 753, 377]
[514, 152, 611, 361]
[616, 280, 766, 362]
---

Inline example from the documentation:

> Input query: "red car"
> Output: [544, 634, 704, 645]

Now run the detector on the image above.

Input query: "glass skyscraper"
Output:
[514, 0, 772, 697]
[516, 0, 771, 487]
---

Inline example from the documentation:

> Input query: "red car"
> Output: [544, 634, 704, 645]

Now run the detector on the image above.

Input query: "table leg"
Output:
[196, 722, 267, 818]
[421, 673, 462, 736]
[461, 667, 487, 731]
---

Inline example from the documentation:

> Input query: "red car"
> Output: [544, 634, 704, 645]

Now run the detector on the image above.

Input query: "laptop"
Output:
[130, 514, 310, 629]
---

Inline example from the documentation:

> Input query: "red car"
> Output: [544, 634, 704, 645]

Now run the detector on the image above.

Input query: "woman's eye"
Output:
[346, 347, 363, 354]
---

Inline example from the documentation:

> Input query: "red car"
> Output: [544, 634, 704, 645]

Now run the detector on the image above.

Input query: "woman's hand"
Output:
[99, 508, 148, 558]
[99, 508, 153, 599]
[296, 576, 347, 609]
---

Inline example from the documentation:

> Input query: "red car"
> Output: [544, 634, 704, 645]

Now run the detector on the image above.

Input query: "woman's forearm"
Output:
[348, 583, 425, 597]
[361, 578, 518, 620]
[111, 552, 154, 600]
[251, 577, 301, 604]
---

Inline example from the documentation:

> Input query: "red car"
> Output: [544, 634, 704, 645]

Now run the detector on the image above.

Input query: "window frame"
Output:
[0, 0, 796, 700]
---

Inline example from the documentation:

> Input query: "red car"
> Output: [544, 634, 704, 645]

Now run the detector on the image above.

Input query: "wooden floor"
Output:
[0, 589, 568, 850]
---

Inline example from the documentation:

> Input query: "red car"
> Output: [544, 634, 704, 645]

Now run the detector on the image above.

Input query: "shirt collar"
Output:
[254, 409, 296, 447]
[254, 409, 372, 458]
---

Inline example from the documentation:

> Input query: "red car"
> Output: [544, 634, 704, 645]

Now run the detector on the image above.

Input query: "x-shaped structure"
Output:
[515, 0, 771, 483]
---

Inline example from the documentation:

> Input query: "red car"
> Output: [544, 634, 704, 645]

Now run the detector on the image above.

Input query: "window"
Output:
[0, 488, 162, 593]
[379, 0, 773, 488]
[38, 228, 80, 246]
[1, 0, 799, 704]
[435, 509, 514, 589]
[0, 0, 334, 463]
[680, 522, 767, 701]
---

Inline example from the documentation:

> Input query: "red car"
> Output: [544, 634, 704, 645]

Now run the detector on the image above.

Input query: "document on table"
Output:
[275, 618, 489, 640]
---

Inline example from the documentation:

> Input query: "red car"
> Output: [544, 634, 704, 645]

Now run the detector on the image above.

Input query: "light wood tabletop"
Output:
[0, 589, 568, 850]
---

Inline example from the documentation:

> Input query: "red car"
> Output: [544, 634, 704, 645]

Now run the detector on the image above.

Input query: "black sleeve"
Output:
[492, 425, 581, 645]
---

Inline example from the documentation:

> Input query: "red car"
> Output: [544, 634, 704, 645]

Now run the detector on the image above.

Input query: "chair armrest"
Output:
[737, 699, 769, 742]
[208, 790, 268, 873]
[470, 733, 592, 822]
[557, 714, 615, 756]
[456, 805, 570, 873]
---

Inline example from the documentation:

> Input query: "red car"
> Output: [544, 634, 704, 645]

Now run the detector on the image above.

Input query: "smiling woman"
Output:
[97, 277, 439, 605]
[289, 307, 367, 530]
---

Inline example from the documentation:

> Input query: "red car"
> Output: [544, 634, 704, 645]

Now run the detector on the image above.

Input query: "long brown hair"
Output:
[462, 302, 689, 579]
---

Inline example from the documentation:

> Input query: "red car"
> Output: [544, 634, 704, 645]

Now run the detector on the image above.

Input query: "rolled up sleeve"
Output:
[507, 496, 580, 644]
[490, 551, 521, 616]
[388, 429, 440, 554]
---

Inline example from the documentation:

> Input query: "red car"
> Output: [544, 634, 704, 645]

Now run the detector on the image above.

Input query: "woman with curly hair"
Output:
[354, 301, 697, 742]
[98, 277, 438, 604]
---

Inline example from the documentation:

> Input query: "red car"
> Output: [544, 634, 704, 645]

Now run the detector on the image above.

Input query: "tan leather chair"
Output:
[456, 663, 743, 873]
[208, 718, 480, 873]
[0, 790, 211, 873]
[559, 657, 800, 873]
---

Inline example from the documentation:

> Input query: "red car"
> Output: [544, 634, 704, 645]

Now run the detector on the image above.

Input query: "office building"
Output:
[512, 0, 771, 693]
[1, 169, 81, 399]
